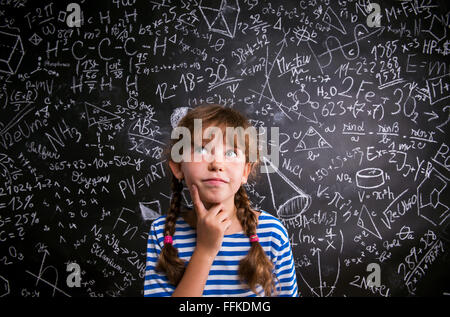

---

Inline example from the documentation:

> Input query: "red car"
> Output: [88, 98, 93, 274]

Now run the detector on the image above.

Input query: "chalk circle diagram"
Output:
[199, 0, 240, 38]
[290, 88, 311, 107]
[261, 156, 311, 221]
[356, 167, 385, 189]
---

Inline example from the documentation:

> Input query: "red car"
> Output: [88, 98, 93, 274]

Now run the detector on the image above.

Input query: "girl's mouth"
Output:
[203, 178, 227, 186]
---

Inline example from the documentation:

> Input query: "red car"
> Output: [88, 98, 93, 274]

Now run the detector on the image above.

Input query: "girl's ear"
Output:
[169, 160, 184, 181]
[242, 162, 252, 184]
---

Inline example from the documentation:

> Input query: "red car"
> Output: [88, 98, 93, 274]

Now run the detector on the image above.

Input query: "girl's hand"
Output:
[189, 184, 233, 257]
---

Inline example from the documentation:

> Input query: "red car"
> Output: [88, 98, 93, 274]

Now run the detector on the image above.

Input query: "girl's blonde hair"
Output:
[156, 104, 276, 296]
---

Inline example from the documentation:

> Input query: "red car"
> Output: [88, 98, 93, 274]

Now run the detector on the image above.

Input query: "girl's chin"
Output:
[200, 194, 227, 205]
[202, 198, 223, 205]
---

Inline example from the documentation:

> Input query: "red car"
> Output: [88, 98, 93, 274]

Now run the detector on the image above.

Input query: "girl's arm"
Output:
[274, 235, 299, 296]
[172, 184, 233, 297]
[171, 248, 215, 297]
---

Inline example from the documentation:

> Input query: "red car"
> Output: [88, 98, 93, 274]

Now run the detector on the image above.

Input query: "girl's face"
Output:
[169, 126, 252, 209]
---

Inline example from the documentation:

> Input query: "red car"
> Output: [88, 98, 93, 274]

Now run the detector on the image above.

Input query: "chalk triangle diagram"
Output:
[322, 7, 347, 35]
[139, 201, 162, 221]
[262, 156, 311, 220]
[357, 204, 382, 240]
[84, 102, 122, 127]
[199, 0, 240, 38]
[200, 7, 223, 31]
[295, 126, 332, 152]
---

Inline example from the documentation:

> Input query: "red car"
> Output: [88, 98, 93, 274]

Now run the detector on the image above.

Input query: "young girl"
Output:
[144, 104, 298, 297]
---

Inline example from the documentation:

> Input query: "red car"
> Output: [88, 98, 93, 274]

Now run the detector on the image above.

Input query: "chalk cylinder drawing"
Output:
[356, 168, 385, 189]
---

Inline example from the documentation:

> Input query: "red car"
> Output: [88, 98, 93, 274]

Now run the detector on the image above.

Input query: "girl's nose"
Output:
[208, 151, 225, 171]
[208, 162, 224, 172]
[208, 157, 224, 171]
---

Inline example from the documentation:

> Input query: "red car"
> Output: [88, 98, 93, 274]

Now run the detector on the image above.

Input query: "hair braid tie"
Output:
[235, 184, 277, 296]
[155, 175, 186, 285]
[164, 236, 173, 244]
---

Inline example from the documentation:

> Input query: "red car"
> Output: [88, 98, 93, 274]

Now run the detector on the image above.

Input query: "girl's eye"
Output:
[194, 146, 208, 155]
[194, 146, 239, 158]
[226, 149, 238, 158]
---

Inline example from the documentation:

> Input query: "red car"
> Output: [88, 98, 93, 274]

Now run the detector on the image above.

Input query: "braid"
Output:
[164, 175, 184, 236]
[155, 175, 186, 285]
[235, 186, 258, 234]
[235, 186, 277, 296]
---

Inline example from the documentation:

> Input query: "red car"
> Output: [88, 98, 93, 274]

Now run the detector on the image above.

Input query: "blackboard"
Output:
[0, 0, 449, 297]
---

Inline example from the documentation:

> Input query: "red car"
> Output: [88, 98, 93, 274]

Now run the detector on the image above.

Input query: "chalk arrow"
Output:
[317, 184, 329, 198]
[424, 111, 439, 121]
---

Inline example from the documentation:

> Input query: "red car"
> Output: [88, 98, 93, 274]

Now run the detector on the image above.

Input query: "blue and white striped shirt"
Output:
[144, 210, 298, 297]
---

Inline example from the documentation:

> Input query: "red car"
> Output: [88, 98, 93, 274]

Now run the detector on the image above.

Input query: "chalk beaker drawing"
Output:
[261, 156, 311, 220]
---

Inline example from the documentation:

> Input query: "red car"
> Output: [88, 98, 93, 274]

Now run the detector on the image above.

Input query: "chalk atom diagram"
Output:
[199, 0, 240, 38]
